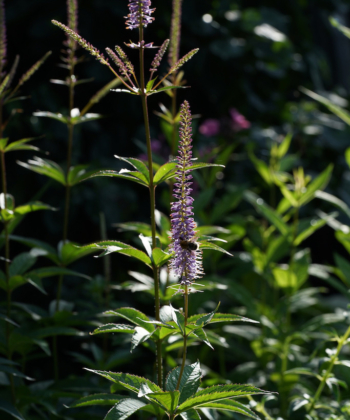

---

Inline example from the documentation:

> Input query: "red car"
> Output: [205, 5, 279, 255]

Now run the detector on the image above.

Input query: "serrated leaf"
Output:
[192, 328, 213, 350]
[105, 398, 146, 420]
[200, 400, 260, 420]
[10, 235, 59, 264]
[91, 324, 134, 335]
[114, 156, 150, 183]
[131, 327, 155, 352]
[9, 252, 36, 276]
[177, 384, 271, 413]
[79, 241, 152, 266]
[187, 313, 258, 325]
[153, 162, 224, 186]
[69, 394, 125, 408]
[171, 306, 185, 335]
[166, 361, 201, 405]
[17, 157, 66, 185]
[199, 241, 233, 256]
[146, 391, 180, 413]
[180, 410, 201, 420]
[85, 370, 162, 394]
[58, 240, 97, 266]
[79, 170, 148, 187]
[104, 308, 155, 333]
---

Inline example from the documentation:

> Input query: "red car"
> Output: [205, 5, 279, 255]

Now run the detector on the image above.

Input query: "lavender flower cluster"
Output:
[170, 101, 204, 287]
[125, 0, 155, 30]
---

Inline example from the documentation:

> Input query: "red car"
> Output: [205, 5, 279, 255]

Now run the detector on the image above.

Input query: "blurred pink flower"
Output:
[199, 118, 220, 137]
[230, 108, 251, 132]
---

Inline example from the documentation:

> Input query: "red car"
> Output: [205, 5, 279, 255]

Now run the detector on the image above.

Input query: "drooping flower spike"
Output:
[169, 101, 204, 287]
[125, 0, 155, 30]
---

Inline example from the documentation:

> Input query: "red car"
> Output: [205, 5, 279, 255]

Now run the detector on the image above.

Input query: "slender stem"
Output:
[138, 19, 162, 388]
[170, 75, 178, 157]
[308, 325, 350, 414]
[176, 285, 188, 390]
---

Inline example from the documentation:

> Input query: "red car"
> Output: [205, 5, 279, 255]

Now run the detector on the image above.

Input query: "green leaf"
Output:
[248, 151, 272, 185]
[315, 190, 350, 219]
[13, 202, 55, 217]
[9, 252, 36, 276]
[146, 78, 157, 92]
[146, 391, 180, 413]
[152, 248, 173, 267]
[5, 137, 40, 153]
[180, 410, 201, 420]
[294, 218, 327, 246]
[71, 112, 103, 125]
[199, 241, 233, 256]
[192, 328, 213, 350]
[79, 170, 148, 187]
[91, 324, 134, 335]
[105, 398, 146, 420]
[153, 162, 224, 186]
[300, 87, 350, 126]
[330, 17, 350, 39]
[298, 164, 333, 206]
[115, 155, 150, 183]
[58, 240, 97, 266]
[79, 241, 152, 267]
[67, 165, 97, 186]
[69, 394, 125, 408]
[17, 157, 66, 185]
[177, 384, 270, 413]
[153, 162, 177, 185]
[0, 399, 25, 420]
[114, 222, 152, 237]
[170, 306, 185, 335]
[200, 400, 260, 420]
[10, 235, 59, 264]
[26, 266, 91, 280]
[244, 190, 289, 236]
[166, 361, 201, 405]
[85, 370, 162, 394]
[33, 111, 68, 124]
[187, 313, 258, 325]
[30, 326, 79, 338]
[149, 85, 188, 95]
[277, 133, 292, 159]
[131, 327, 155, 352]
[104, 308, 155, 333]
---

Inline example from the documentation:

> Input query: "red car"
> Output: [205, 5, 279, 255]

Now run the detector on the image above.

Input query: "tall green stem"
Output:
[54, 42, 76, 380]
[138, 20, 162, 388]
[176, 285, 188, 390]
[308, 325, 350, 414]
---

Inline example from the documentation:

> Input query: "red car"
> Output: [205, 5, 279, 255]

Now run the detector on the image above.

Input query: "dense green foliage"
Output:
[1, 0, 350, 419]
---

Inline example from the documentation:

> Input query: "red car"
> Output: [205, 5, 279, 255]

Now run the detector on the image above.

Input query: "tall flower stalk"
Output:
[52, 0, 199, 390]
[170, 100, 204, 388]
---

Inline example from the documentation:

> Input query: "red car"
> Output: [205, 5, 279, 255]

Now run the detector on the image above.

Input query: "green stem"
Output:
[308, 325, 350, 414]
[138, 19, 162, 388]
[176, 285, 188, 390]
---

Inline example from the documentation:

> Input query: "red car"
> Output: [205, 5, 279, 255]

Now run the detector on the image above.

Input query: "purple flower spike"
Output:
[169, 101, 204, 287]
[125, 0, 155, 30]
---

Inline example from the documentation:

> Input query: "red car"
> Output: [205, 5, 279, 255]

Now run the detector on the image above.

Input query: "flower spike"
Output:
[125, 0, 155, 30]
[150, 39, 170, 72]
[169, 101, 204, 286]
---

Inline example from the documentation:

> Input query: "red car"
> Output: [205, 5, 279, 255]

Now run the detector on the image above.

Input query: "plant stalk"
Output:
[138, 18, 162, 388]
[308, 325, 350, 414]
[176, 285, 188, 390]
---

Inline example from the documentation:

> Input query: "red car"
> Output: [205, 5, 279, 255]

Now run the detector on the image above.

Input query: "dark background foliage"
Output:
[3, 0, 350, 416]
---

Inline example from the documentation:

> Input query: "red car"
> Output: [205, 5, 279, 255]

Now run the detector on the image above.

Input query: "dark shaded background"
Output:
[4, 0, 350, 383]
